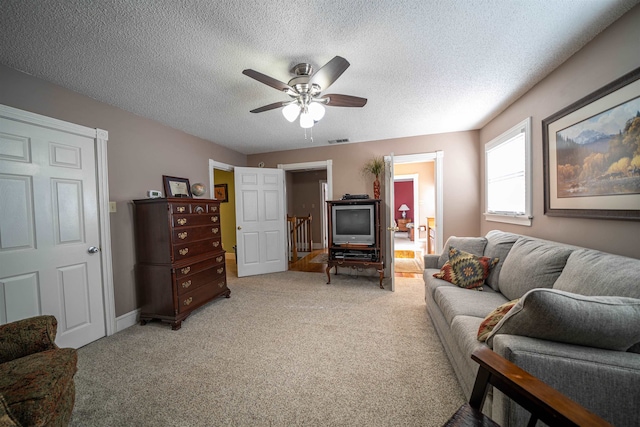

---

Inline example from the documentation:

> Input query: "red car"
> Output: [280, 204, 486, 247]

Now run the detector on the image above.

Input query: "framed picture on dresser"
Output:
[163, 175, 192, 198]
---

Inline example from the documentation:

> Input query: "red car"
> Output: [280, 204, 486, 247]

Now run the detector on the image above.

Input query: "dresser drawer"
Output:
[174, 254, 225, 278]
[172, 213, 220, 227]
[178, 277, 228, 314]
[176, 262, 226, 295]
[172, 225, 221, 244]
[171, 203, 191, 214]
[173, 238, 222, 261]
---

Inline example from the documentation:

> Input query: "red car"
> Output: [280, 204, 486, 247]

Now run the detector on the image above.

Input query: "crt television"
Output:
[331, 204, 375, 245]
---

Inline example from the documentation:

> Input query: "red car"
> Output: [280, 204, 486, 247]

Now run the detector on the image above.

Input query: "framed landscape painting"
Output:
[543, 66, 640, 220]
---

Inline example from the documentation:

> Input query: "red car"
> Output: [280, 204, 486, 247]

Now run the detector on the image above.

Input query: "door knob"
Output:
[88, 246, 100, 254]
[237, 226, 242, 230]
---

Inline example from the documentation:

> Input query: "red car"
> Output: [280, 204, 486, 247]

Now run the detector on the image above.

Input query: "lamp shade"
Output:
[282, 104, 300, 122]
[299, 111, 314, 128]
[308, 102, 325, 121]
[398, 204, 410, 218]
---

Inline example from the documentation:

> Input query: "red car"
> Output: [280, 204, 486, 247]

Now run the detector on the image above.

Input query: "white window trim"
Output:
[484, 117, 533, 226]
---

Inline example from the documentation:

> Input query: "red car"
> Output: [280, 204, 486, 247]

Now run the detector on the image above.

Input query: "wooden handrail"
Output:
[287, 214, 312, 261]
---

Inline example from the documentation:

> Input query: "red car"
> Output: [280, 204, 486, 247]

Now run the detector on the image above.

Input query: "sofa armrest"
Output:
[0, 315, 59, 364]
[491, 335, 640, 427]
[424, 254, 439, 269]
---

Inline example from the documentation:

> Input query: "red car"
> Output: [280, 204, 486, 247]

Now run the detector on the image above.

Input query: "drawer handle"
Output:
[212, 227, 219, 234]
[212, 241, 220, 248]
[216, 256, 223, 263]
[182, 280, 192, 289]
[195, 206, 204, 214]
[184, 297, 193, 306]
[176, 206, 185, 213]
[217, 267, 224, 274]
[211, 216, 219, 222]
[179, 248, 189, 256]
[218, 281, 225, 288]
[181, 267, 191, 275]
[178, 232, 188, 240]
[211, 206, 218, 212]
[177, 218, 187, 226]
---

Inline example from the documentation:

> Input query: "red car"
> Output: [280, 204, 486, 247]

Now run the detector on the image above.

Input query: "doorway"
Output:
[388, 152, 443, 279]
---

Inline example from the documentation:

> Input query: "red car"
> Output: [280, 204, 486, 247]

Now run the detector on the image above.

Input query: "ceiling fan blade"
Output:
[308, 56, 350, 91]
[250, 101, 287, 113]
[242, 69, 294, 92]
[321, 94, 367, 108]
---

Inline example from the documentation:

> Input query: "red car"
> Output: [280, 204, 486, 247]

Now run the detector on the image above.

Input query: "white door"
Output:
[384, 154, 396, 292]
[0, 117, 106, 348]
[234, 167, 287, 277]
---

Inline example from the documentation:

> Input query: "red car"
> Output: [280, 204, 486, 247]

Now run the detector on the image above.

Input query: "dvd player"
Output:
[342, 194, 370, 200]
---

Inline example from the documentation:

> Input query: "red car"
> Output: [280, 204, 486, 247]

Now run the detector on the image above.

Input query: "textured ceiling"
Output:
[0, 0, 638, 154]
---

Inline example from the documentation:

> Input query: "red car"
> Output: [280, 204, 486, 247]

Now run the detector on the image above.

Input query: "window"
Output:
[484, 117, 532, 226]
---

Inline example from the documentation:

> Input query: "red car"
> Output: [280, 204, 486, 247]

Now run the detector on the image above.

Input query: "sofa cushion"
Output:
[498, 237, 573, 301]
[434, 286, 509, 325]
[434, 247, 499, 289]
[484, 230, 520, 291]
[477, 299, 520, 342]
[486, 288, 640, 351]
[437, 237, 487, 268]
[0, 348, 77, 427]
[553, 249, 640, 299]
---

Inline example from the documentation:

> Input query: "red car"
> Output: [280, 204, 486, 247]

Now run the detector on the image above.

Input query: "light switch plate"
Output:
[109, 201, 117, 213]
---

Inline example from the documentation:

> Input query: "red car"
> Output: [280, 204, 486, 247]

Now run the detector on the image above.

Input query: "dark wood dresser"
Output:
[133, 197, 229, 330]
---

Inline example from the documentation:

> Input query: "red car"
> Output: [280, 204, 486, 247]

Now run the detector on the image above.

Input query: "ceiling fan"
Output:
[242, 56, 367, 128]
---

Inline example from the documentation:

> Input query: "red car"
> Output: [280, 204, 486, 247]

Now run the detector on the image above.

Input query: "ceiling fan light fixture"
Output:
[299, 111, 314, 128]
[308, 102, 325, 121]
[282, 103, 300, 122]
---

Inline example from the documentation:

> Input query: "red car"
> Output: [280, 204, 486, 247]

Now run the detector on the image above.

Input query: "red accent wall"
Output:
[394, 181, 413, 220]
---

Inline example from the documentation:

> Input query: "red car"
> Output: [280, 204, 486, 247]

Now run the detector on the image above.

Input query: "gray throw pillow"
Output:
[498, 237, 573, 300]
[484, 230, 520, 291]
[553, 249, 640, 299]
[486, 288, 640, 351]
[437, 237, 487, 268]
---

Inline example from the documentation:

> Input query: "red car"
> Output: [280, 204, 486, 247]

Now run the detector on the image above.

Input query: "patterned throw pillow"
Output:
[433, 246, 499, 290]
[477, 299, 520, 342]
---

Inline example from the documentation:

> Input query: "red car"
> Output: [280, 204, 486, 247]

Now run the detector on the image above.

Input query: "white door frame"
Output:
[0, 104, 116, 337]
[389, 151, 444, 254]
[277, 160, 333, 202]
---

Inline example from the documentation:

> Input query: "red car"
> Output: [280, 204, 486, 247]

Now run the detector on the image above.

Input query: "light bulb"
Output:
[308, 102, 325, 121]
[299, 111, 314, 128]
[282, 104, 300, 122]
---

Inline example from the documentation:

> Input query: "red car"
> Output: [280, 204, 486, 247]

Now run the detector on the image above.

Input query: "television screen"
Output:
[332, 205, 375, 244]
[336, 209, 371, 235]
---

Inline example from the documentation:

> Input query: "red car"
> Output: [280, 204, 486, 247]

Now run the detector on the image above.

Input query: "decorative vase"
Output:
[373, 176, 380, 199]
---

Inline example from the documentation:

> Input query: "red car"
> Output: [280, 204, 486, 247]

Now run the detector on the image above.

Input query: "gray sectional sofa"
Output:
[423, 230, 640, 426]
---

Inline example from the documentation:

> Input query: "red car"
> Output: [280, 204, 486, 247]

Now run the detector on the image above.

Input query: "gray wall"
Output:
[0, 65, 246, 316]
[248, 131, 482, 241]
[480, 4, 640, 259]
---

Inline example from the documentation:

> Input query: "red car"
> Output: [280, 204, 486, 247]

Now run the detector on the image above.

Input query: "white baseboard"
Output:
[116, 309, 140, 332]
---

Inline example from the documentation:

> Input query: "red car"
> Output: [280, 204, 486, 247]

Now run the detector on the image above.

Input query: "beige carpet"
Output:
[70, 271, 463, 426]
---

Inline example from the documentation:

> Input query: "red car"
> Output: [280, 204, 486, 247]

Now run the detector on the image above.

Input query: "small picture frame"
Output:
[163, 175, 192, 198]
[214, 183, 228, 203]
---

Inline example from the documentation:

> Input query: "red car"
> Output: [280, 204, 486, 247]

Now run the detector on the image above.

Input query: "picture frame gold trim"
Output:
[214, 183, 228, 203]
[163, 175, 192, 198]
[542, 66, 640, 220]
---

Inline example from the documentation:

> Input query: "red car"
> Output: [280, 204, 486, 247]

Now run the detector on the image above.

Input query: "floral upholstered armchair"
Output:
[0, 316, 77, 426]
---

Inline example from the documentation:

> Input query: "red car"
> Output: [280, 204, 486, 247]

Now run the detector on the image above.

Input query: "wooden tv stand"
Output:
[325, 199, 384, 289]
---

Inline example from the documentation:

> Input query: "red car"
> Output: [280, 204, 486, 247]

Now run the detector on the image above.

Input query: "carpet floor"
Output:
[70, 271, 463, 426]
